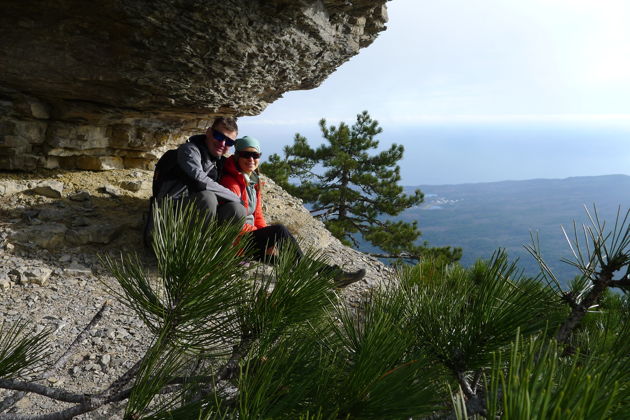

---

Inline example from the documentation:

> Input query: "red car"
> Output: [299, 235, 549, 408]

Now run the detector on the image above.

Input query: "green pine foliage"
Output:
[0, 320, 50, 379]
[260, 111, 461, 262]
[485, 320, 630, 420]
[399, 252, 567, 376]
[0, 203, 629, 419]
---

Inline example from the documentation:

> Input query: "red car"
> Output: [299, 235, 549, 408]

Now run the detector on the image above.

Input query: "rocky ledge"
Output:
[0, 169, 392, 417]
[0, 1, 388, 171]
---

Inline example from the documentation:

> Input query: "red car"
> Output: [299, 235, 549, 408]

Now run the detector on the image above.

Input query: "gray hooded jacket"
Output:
[157, 134, 240, 202]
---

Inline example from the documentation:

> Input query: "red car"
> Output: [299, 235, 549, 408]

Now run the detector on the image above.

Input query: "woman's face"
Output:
[237, 147, 261, 175]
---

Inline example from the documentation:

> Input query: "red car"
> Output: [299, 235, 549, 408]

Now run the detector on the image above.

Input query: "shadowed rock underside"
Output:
[0, 0, 387, 171]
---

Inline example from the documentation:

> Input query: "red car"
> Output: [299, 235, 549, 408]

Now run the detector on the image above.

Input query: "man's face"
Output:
[206, 125, 237, 157]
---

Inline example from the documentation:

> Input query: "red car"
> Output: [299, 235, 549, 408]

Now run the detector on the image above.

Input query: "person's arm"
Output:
[219, 172, 243, 197]
[254, 186, 267, 229]
[222, 174, 258, 232]
[177, 143, 241, 202]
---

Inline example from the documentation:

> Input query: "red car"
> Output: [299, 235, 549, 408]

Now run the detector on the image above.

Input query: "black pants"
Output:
[248, 224, 303, 262]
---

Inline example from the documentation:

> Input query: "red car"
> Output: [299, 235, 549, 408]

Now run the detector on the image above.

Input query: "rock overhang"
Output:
[0, 0, 388, 171]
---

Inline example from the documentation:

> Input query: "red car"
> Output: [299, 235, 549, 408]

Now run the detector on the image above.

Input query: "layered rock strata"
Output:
[0, 0, 388, 171]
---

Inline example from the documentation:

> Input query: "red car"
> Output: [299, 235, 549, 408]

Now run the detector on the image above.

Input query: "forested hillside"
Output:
[400, 174, 630, 282]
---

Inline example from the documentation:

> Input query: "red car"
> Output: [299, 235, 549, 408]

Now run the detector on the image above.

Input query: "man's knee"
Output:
[190, 191, 219, 213]
[217, 201, 246, 225]
[189, 191, 219, 217]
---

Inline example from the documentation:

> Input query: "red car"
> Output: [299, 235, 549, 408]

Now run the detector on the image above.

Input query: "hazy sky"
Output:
[238, 0, 630, 184]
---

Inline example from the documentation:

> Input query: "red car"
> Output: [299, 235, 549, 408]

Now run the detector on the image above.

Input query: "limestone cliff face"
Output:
[0, 0, 387, 171]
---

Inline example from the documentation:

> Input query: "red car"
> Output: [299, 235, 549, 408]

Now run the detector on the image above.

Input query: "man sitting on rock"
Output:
[145, 117, 246, 245]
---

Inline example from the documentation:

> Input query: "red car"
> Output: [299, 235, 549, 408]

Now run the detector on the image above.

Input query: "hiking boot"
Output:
[333, 268, 366, 288]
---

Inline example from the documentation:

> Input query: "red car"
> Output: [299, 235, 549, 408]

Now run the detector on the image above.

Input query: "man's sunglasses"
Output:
[212, 129, 236, 146]
[238, 151, 262, 159]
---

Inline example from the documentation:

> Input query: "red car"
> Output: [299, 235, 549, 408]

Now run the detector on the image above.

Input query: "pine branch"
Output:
[0, 387, 133, 420]
[358, 195, 378, 207]
[366, 218, 386, 228]
[0, 370, 220, 419]
[96, 358, 143, 401]
[470, 369, 483, 394]
[0, 303, 164, 419]
[456, 371, 475, 399]
[0, 373, 215, 404]
[555, 268, 614, 343]
[347, 218, 369, 233]
[0, 302, 111, 413]
[559, 291, 579, 310]
[0, 379, 89, 404]
[445, 373, 487, 419]
[215, 334, 255, 382]
[367, 252, 419, 260]
[609, 277, 630, 289]
[309, 205, 336, 214]
[0, 302, 154, 419]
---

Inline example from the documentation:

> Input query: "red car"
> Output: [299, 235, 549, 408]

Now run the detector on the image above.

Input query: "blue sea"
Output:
[239, 120, 630, 186]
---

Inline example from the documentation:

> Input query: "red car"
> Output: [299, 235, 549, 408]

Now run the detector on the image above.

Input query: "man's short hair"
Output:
[211, 116, 238, 133]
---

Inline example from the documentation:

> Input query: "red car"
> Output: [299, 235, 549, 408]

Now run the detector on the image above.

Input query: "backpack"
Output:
[144, 137, 206, 248]
[151, 148, 182, 198]
[151, 136, 208, 199]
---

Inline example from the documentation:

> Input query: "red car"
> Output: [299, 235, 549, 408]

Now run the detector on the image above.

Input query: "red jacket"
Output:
[220, 155, 267, 232]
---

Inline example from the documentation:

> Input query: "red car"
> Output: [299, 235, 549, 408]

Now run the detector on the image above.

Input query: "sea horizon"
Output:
[405, 172, 630, 188]
[241, 119, 630, 186]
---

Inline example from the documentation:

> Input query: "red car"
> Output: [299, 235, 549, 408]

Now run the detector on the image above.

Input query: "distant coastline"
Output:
[411, 173, 630, 188]
[365, 174, 630, 284]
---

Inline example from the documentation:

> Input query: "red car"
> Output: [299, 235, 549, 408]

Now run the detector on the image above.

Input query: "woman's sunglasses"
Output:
[212, 129, 236, 146]
[238, 151, 262, 159]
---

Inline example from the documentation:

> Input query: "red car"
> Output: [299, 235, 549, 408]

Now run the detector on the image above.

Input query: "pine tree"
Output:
[261, 111, 461, 262]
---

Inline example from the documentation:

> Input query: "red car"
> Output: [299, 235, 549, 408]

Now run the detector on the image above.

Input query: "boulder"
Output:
[68, 190, 91, 202]
[0, 180, 27, 197]
[19, 266, 53, 286]
[65, 223, 126, 246]
[31, 180, 64, 198]
[11, 223, 68, 249]
[0, 271, 13, 290]
[120, 180, 145, 193]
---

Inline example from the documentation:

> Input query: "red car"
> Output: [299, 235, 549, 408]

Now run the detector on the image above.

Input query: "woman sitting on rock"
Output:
[219, 136, 365, 288]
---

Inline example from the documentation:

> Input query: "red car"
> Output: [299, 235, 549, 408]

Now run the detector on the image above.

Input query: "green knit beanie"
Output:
[235, 136, 261, 153]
